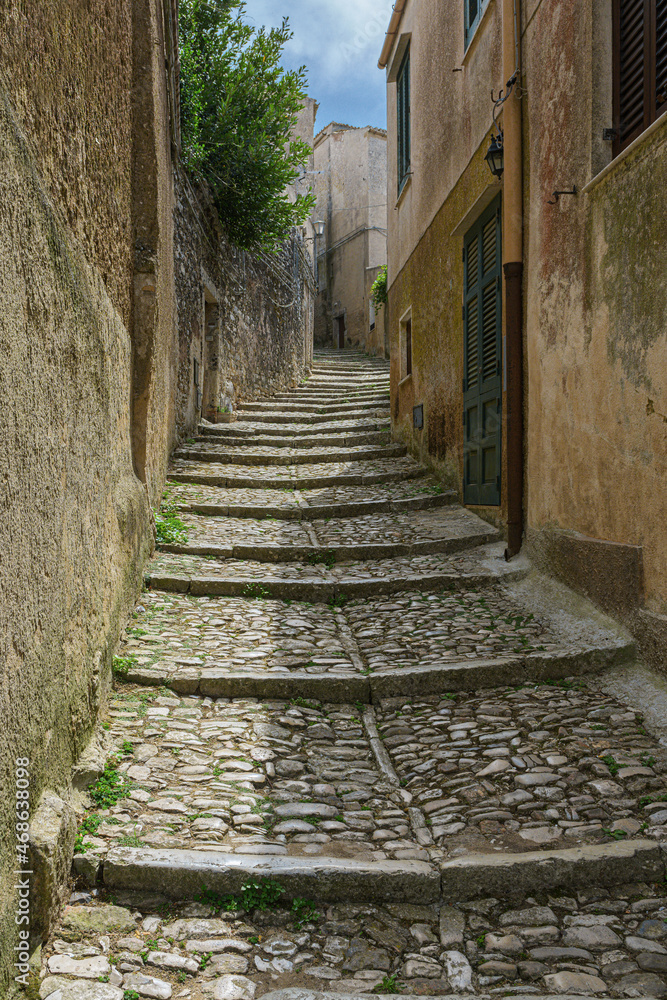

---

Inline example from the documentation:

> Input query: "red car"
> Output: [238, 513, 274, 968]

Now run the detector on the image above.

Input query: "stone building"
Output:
[380, 0, 667, 665]
[312, 122, 388, 355]
[0, 1, 315, 988]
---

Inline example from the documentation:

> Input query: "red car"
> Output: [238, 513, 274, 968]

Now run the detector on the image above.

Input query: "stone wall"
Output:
[0, 0, 178, 989]
[522, 0, 667, 628]
[174, 168, 314, 436]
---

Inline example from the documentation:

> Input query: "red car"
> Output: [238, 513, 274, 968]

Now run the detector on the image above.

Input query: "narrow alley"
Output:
[41, 355, 667, 1000]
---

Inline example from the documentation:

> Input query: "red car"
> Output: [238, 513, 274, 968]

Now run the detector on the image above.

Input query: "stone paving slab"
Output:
[164, 479, 453, 519]
[168, 456, 426, 490]
[158, 508, 499, 562]
[173, 443, 406, 467]
[145, 544, 527, 601]
[374, 681, 667, 855]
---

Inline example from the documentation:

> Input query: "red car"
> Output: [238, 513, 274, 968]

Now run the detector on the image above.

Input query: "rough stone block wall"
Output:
[0, 0, 178, 989]
[174, 170, 311, 437]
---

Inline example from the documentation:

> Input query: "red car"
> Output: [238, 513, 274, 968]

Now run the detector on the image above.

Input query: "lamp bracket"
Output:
[547, 186, 578, 205]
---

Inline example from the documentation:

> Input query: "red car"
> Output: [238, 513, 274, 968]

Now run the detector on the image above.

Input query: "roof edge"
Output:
[378, 0, 407, 69]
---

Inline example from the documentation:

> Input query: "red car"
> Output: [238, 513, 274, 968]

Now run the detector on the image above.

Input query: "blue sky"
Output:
[244, 0, 393, 131]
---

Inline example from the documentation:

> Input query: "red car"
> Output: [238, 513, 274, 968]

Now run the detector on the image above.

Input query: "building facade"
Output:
[312, 123, 388, 354]
[380, 0, 667, 665]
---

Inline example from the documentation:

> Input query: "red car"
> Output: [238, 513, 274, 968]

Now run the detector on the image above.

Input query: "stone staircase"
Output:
[42, 351, 667, 1000]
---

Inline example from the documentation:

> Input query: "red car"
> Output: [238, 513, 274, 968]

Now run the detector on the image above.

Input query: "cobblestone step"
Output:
[167, 456, 427, 490]
[237, 401, 391, 415]
[200, 418, 390, 438]
[157, 507, 500, 563]
[234, 410, 390, 425]
[173, 443, 406, 467]
[145, 543, 527, 601]
[165, 479, 456, 519]
[120, 572, 635, 700]
[195, 432, 392, 450]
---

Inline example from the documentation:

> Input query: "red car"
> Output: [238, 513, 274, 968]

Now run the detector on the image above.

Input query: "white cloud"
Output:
[244, 0, 392, 128]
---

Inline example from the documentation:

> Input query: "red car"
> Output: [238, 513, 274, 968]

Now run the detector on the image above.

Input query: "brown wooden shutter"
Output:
[657, 0, 667, 113]
[614, 0, 667, 155]
[615, 0, 647, 150]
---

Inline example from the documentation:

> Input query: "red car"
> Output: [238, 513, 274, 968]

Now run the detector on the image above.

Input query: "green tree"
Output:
[179, 0, 315, 250]
[371, 265, 388, 308]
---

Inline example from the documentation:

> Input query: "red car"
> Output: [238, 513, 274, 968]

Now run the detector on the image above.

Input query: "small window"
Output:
[369, 300, 376, 331]
[397, 47, 411, 194]
[400, 314, 412, 379]
[465, 0, 489, 49]
[613, 0, 667, 155]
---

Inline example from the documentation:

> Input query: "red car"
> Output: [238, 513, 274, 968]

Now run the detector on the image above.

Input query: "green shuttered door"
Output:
[463, 198, 502, 506]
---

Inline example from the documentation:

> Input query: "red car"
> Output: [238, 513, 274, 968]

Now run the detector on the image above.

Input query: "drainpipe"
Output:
[502, 0, 524, 559]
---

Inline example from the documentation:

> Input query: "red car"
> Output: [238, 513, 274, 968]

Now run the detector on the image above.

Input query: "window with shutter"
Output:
[613, 0, 667, 155]
[463, 199, 502, 507]
[397, 48, 411, 194]
[465, 0, 490, 50]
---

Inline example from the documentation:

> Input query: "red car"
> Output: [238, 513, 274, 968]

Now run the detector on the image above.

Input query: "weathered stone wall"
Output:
[522, 0, 667, 637]
[313, 125, 388, 350]
[174, 168, 313, 436]
[384, 0, 504, 504]
[0, 0, 178, 989]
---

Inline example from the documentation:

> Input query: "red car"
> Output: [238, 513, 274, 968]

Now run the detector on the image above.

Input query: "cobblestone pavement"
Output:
[146, 545, 526, 602]
[44, 352, 666, 1000]
[164, 479, 452, 517]
[156, 508, 498, 561]
[40, 881, 667, 1000]
[168, 456, 426, 489]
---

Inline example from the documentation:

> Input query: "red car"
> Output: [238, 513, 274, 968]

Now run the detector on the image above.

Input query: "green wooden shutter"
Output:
[463, 198, 502, 507]
[397, 49, 411, 193]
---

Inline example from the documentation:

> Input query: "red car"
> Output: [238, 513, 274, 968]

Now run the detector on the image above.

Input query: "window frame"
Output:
[396, 46, 411, 195]
[465, 0, 490, 51]
[612, 0, 667, 156]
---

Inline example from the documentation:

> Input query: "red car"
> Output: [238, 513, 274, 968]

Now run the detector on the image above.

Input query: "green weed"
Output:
[155, 498, 188, 545]
[372, 973, 404, 994]
[89, 759, 133, 808]
[74, 813, 101, 853]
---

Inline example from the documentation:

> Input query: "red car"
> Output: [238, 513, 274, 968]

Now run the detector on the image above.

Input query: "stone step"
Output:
[167, 456, 427, 490]
[121, 571, 636, 701]
[200, 421, 390, 440]
[237, 401, 390, 415]
[173, 443, 406, 467]
[158, 506, 500, 563]
[234, 409, 390, 425]
[165, 478, 456, 519]
[194, 431, 391, 450]
[145, 542, 527, 601]
[270, 392, 390, 403]
[103, 849, 439, 904]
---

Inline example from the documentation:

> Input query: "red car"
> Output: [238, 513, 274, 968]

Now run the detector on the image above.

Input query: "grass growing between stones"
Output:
[112, 654, 138, 679]
[74, 813, 102, 853]
[372, 973, 404, 994]
[197, 878, 319, 929]
[89, 758, 134, 808]
[155, 495, 189, 545]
